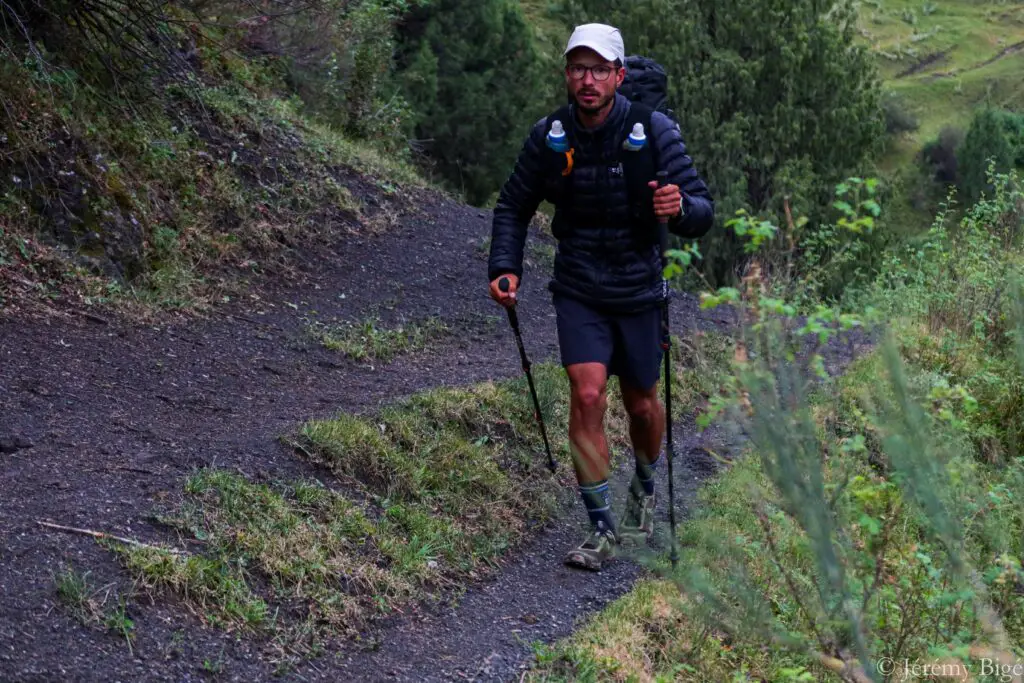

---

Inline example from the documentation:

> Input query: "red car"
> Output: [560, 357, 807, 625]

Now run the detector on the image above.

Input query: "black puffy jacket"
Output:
[488, 93, 715, 312]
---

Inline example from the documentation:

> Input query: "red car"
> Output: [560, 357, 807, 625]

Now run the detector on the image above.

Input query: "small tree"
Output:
[396, 0, 547, 205]
[958, 108, 1024, 203]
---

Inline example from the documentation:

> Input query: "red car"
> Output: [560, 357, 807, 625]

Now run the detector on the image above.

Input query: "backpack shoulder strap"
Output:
[620, 102, 658, 231]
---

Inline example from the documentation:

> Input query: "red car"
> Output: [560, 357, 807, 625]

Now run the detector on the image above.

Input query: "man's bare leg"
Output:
[619, 381, 664, 538]
[563, 362, 618, 570]
[567, 362, 612, 514]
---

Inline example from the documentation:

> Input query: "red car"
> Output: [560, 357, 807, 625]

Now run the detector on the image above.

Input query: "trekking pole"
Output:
[656, 170, 680, 569]
[499, 277, 557, 472]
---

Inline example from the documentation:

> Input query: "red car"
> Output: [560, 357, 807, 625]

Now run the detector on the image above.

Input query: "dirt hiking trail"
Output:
[0, 186, 766, 681]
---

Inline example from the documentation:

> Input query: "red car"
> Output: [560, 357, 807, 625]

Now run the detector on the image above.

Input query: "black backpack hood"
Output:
[618, 55, 672, 120]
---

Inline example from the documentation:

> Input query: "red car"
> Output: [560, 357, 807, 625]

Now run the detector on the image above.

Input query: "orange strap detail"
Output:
[561, 148, 575, 177]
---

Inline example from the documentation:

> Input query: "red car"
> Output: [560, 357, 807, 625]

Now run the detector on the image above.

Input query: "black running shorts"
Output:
[553, 293, 663, 390]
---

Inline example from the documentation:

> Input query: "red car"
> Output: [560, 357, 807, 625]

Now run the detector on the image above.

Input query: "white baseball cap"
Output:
[564, 23, 625, 64]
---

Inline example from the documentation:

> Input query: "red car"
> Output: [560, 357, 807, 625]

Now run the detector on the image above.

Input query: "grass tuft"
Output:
[113, 546, 269, 630]
[308, 316, 449, 362]
[53, 567, 137, 652]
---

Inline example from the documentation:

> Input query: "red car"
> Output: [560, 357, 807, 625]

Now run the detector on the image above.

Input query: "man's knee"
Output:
[572, 382, 607, 414]
[625, 390, 661, 426]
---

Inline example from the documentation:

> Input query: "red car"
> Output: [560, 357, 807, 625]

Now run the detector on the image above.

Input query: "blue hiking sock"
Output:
[579, 480, 615, 532]
[635, 451, 661, 497]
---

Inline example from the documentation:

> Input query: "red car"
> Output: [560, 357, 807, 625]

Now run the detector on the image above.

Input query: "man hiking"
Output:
[487, 23, 714, 571]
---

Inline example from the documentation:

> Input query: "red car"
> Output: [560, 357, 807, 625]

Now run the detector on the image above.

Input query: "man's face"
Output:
[565, 47, 624, 116]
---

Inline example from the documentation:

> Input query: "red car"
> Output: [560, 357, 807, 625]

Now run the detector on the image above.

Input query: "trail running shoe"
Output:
[618, 486, 656, 545]
[564, 523, 616, 571]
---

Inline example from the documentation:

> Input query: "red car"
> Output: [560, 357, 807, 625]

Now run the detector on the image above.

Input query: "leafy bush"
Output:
[958, 108, 1024, 202]
[247, 0, 424, 151]
[882, 90, 919, 136]
[921, 125, 964, 184]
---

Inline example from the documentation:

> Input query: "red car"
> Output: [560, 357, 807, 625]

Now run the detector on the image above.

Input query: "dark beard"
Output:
[575, 92, 614, 117]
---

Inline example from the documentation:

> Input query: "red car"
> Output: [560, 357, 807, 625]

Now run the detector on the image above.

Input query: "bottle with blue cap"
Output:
[546, 120, 569, 153]
[622, 122, 647, 152]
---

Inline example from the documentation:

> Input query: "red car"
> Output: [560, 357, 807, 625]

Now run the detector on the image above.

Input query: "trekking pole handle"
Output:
[498, 276, 520, 329]
[499, 276, 518, 310]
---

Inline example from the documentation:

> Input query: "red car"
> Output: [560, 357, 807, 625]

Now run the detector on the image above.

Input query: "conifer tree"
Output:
[396, 0, 548, 205]
[958, 108, 1024, 203]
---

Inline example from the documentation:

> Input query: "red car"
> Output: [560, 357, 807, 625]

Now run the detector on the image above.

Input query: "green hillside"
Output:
[862, 0, 1024, 169]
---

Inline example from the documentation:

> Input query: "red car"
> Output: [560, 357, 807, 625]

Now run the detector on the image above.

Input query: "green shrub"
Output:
[882, 90, 919, 136]
[958, 108, 1024, 202]
[922, 125, 964, 184]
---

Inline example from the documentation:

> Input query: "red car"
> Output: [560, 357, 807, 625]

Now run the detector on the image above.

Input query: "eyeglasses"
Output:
[566, 63, 616, 82]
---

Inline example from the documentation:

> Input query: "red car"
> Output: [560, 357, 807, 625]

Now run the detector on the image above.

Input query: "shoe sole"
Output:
[564, 550, 613, 571]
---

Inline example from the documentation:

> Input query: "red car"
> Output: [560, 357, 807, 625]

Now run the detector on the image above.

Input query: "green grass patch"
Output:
[112, 368, 573, 654]
[104, 329, 730, 658]
[297, 364, 578, 566]
[117, 473, 404, 632]
[113, 545, 270, 631]
[860, 0, 1024, 83]
[53, 567, 137, 652]
[308, 316, 450, 363]
[526, 578, 743, 682]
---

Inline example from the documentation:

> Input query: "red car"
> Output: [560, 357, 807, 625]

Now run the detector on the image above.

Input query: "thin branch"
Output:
[0, 0, 47, 65]
[860, 508, 894, 612]
[36, 520, 184, 555]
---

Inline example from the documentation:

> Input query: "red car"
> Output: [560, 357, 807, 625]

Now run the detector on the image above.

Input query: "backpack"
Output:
[619, 56, 674, 122]
[543, 55, 676, 231]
